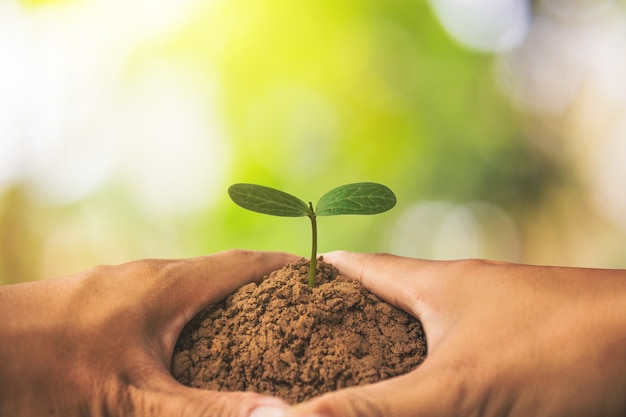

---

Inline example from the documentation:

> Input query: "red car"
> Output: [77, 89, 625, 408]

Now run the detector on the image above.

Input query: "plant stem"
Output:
[308, 202, 317, 288]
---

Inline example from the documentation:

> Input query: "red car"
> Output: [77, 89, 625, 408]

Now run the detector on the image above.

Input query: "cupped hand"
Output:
[0, 249, 298, 417]
[290, 251, 626, 417]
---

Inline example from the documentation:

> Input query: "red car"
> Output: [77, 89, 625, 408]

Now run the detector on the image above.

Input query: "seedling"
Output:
[228, 182, 396, 288]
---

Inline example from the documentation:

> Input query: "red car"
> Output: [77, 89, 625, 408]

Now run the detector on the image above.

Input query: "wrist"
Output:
[0, 281, 82, 416]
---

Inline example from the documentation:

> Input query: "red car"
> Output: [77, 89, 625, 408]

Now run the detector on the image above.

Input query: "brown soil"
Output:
[171, 258, 427, 404]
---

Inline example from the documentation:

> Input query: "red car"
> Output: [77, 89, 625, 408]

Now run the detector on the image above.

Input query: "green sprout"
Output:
[228, 182, 397, 288]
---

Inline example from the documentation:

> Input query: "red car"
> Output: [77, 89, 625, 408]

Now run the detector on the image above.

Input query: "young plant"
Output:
[228, 182, 396, 288]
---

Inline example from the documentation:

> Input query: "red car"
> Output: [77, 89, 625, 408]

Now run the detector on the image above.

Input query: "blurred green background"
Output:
[2, 0, 626, 284]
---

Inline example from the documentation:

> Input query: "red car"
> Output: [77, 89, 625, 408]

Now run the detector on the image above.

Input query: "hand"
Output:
[0, 249, 298, 417]
[290, 251, 626, 417]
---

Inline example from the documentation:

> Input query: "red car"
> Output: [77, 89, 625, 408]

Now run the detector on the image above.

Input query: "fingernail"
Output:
[249, 405, 288, 417]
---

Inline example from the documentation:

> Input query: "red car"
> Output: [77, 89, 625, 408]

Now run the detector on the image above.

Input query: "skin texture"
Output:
[3, 250, 626, 417]
[289, 251, 626, 417]
[0, 249, 297, 417]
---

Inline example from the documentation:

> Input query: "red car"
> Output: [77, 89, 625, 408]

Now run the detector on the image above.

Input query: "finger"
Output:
[165, 250, 299, 318]
[135, 384, 290, 417]
[321, 251, 437, 319]
[288, 362, 474, 417]
[144, 250, 298, 355]
[157, 250, 296, 316]
[322, 251, 460, 350]
[126, 365, 291, 417]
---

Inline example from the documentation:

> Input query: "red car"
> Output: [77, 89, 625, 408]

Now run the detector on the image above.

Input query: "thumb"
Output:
[321, 251, 435, 317]
[162, 250, 299, 322]
[288, 363, 468, 417]
[322, 251, 448, 346]
[132, 369, 291, 417]
[139, 386, 291, 417]
[150, 250, 298, 353]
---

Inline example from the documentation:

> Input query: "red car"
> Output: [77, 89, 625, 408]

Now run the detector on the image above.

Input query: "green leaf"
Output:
[228, 183, 311, 217]
[316, 182, 396, 216]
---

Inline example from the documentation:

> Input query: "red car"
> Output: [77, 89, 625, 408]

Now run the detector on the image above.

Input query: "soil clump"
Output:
[172, 258, 427, 404]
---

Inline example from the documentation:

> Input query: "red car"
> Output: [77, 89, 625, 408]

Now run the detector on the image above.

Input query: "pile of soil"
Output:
[172, 258, 427, 404]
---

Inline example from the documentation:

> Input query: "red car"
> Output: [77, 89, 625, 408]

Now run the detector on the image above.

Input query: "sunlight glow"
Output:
[0, 0, 228, 211]
[429, 0, 530, 52]
[389, 201, 521, 262]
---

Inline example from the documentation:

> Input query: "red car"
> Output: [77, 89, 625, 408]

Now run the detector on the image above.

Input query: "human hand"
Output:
[290, 251, 626, 417]
[0, 249, 298, 417]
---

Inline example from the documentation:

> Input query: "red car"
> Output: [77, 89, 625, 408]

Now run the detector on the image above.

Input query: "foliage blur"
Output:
[2, 0, 626, 284]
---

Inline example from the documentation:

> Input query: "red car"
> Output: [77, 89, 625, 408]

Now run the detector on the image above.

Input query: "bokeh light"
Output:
[2, 0, 626, 284]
